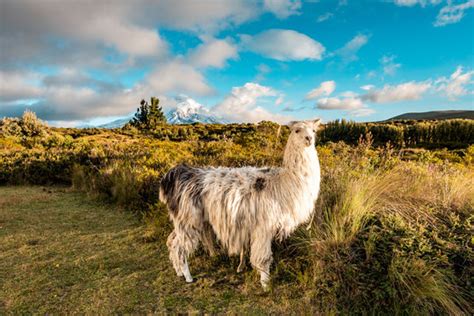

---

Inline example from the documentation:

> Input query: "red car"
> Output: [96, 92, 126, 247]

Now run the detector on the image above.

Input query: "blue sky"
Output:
[0, 0, 473, 126]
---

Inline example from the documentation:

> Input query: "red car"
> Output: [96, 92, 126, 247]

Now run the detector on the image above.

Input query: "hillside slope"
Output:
[388, 110, 474, 120]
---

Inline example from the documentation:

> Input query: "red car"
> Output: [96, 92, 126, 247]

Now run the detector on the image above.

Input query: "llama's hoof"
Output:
[261, 281, 271, 292]
[237, 265, 244, 273]
[185, 276, 194, 283]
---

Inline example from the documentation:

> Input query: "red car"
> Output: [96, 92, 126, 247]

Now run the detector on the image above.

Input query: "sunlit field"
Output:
[1, 112, 472, 314]
[2, 0, 474, 313]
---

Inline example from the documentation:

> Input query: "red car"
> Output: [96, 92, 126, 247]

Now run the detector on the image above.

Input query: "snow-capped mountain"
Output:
[166, 96, 223, 124]
[82, 97, 223, 128]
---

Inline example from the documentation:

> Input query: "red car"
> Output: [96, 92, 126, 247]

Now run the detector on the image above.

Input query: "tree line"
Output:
[319, 119, 474, 148]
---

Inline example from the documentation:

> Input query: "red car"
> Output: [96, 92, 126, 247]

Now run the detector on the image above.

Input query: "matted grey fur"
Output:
[160, 119, 322, 289]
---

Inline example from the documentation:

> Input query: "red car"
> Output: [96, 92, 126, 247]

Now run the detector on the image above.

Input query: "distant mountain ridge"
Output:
[91, 109, 473, 129]
[96, 117, 132, 129]
[387, 110, 474, 121]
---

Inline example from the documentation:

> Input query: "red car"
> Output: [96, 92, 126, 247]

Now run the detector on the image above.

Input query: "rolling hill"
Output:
[387, 110, 474, 121]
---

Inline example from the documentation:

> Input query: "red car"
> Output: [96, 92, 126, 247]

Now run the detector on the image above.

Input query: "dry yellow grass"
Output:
[0, 186, 321, 314]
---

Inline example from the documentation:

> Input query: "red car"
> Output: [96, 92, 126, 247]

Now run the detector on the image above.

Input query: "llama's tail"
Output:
[159, 164, 204, 216]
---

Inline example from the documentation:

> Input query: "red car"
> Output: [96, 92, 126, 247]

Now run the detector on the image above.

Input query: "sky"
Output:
[0, 0, 473, 126]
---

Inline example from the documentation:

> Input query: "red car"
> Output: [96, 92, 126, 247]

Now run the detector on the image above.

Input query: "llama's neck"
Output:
[282, 141, 319, 176]
[276, 141, 320, 234]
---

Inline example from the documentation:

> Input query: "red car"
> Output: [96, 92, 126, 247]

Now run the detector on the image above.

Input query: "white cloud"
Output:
[394, 0, 421, 6]
[257, 64, 272, 74]
[263, 0, 302, 18]
[338, 0, 349, 6]
[380, 55, 401, 76]
[360, 84, 375, 91]
[315, 79, 434, 116]
[305, 81, 336, 100]
[1, 2, 169, 60]
[78, 16, 168, 57]
[0, 0, 262, 69]
[316, 93, 375, 117]
[213, 82, 291, 123]
[317, 12, 334, 23]
[367, 71, 377, 78]
[241, 29, 325, 61]
[335, 34, 369, 63]
[362, 81, 431, 103]
[0, 61, 212, 121]
[317, 96, 364, 110]
[392, 0, 472, 26]
[435, 0, 474, 26]
[0, 68, 168, 120]
[147, 61, 213, 96]
[340, 91, 358, 98]
[189, 38, 238, 68]
[254, 63, 272, 82]
[275, 95, 285, 106]
[436, 66, 473, 100]
[350, 107, 375, 117]
[146, 0, 259, 32]
[0, 71, 43, 102]
[393, 0, 441, 7]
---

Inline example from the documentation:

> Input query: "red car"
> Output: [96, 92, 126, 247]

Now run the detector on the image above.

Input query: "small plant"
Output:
[21, 110, 47, 137]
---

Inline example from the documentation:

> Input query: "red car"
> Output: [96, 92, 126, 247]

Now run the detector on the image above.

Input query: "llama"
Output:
[159, 119, 321, 289]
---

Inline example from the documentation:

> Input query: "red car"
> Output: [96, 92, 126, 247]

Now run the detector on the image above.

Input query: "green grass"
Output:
[0, 186, 314, 314]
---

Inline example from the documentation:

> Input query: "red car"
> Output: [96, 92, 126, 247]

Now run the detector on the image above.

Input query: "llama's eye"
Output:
[295, 129, 301, 133]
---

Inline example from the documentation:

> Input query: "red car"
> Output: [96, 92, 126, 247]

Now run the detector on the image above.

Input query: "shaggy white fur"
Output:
[160, 119, 322, 289]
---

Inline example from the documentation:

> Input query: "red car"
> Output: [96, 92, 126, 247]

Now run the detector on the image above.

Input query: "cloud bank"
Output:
[213, 83, 292, 123]
[241, 29, 325, 61]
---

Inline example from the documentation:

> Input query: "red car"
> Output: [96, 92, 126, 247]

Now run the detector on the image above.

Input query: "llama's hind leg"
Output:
[166, 230, 182, 277]
[250, 236, 273, 290]
[170, 226, 200, 283]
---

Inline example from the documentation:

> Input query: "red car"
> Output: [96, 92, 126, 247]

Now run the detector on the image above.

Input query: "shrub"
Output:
[0, 110, 48, 138]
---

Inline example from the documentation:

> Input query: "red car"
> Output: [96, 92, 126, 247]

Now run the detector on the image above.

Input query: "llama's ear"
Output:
[287, 121, 298, 129]
[312, 118, 322, 130]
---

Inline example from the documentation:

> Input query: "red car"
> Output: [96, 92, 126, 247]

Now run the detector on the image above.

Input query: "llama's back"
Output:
[160, 164, 282, 254]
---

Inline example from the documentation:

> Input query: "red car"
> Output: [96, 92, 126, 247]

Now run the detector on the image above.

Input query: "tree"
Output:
[130, 97, 167, 130]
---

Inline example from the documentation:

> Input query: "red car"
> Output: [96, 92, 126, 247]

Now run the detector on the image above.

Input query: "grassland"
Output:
[1, 112, 473, 314]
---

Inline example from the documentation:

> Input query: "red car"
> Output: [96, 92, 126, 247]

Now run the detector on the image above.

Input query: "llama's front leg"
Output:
[237, 250, 245, 273]
[181, 257, 193, 283]
[250, 237, 273, 290]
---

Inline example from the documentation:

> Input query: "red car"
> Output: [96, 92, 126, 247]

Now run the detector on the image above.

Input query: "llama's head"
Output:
[287, 119, 322, 147]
